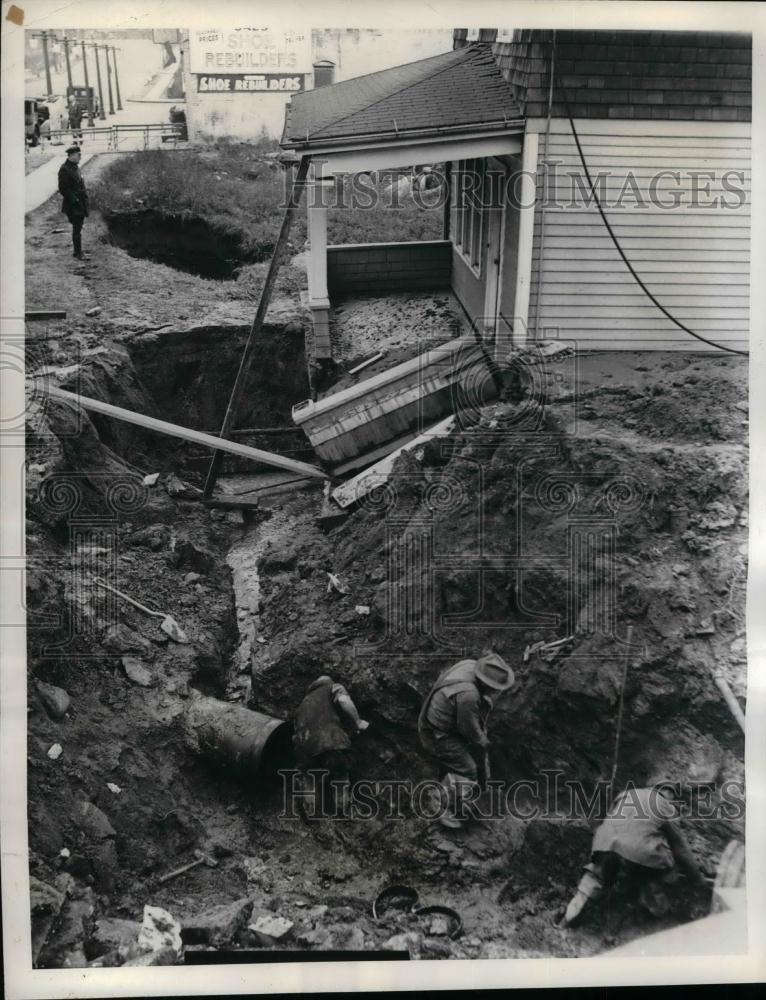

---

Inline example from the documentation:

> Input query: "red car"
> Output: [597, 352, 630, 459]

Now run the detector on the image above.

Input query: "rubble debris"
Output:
[123, 946, 179, 966]
[30, 876, 69, 965]
[382, 931, 422, 956]
[36, 680, 71, 720]
[122, 656, 154, 688]
[72, 800, 116, 840]
[91, 917, 141, 959]
[36, 886, 95, 969]
[85, 307, 103, 317]
[104, 624, 154, 656]
[137, 905, 183, 958]
[143, 472, 160, 486]
[126, 523, 170, 550]
[106, 783, 122, 795]
[181, 898, 253, 946]
[355, 605, 371, 616]
[47, 743, 63, 760]
[165, 473, 203, 500]
[249, 915, 294, 945]
[326, 571, 349, 595]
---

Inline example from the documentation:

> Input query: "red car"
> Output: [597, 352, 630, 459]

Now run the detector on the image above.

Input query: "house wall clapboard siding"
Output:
[527, 118, 750, 351]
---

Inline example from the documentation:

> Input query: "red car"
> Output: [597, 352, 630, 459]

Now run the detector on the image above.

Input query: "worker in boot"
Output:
[418, 652, 514, 829]
[57, 146, 89, 260]
[292, 675, 369, 818]
[563, 777, 709, 929]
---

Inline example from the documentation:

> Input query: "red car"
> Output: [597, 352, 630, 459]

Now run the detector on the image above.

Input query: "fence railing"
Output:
[40, 123, 186, 151]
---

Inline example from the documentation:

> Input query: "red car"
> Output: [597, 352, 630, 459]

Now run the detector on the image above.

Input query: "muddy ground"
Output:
[25, 156, 747, 966]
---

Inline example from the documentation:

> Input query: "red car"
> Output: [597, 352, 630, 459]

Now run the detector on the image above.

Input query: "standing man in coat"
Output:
[292, 675, 369, 818]
[58, 146, 89, 260]
[418, 652, 515, 828]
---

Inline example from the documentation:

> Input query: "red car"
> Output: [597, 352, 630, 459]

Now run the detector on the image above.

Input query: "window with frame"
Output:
[453, 157, 486, 275]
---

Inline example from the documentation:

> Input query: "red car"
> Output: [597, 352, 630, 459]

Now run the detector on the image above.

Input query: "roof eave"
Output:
[280, 117, 526, 152]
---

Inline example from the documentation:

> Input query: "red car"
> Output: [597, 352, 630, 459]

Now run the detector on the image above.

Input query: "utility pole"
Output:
[90, 42, 107, 120]
[32, 31, 54, 97]
[111, 47, 123, 111]
[62, 34, 74, 91]
[80, 40, 94, 126]
[103, 44, 115, 116]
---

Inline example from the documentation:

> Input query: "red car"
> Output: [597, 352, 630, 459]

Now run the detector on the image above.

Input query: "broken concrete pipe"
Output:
[183, 693, 294, 785]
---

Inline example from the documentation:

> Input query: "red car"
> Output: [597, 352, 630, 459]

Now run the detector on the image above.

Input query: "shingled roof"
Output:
[281, 43, 524, 148]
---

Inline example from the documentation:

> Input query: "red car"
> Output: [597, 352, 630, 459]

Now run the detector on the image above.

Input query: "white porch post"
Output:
[307, 171, 334, 358]
[307, 178, 331, 310]
[512, 132, 539, 348]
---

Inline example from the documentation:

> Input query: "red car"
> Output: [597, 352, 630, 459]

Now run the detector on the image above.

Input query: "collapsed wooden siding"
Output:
[292, 335, 492, 474]
[528, 119, 750, 352]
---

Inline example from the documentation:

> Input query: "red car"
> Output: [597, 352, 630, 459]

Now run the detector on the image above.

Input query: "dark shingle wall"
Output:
[481, 29, 751, 122]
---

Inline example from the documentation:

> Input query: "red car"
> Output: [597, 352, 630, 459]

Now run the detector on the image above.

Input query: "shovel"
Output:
[93, 576, 189, 643]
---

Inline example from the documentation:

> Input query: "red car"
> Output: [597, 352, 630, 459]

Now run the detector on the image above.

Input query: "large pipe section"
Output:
[184, 692, 294, 782]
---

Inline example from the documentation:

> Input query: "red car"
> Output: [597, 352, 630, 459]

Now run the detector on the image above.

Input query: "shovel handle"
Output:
[93, 577, 164, 618]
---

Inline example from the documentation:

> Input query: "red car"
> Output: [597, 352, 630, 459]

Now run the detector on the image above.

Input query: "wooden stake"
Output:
[203, 156, 311, 499]
[609, 625, 634, 803]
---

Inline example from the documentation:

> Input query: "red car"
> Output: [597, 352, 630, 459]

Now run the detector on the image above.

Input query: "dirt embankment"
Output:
[25, 154, 747, 964]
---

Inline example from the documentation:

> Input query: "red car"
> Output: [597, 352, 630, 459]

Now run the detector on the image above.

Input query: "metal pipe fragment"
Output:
[184, 692, 294, 781]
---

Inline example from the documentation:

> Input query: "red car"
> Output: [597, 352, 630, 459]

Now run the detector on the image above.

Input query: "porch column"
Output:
[512, 132, 539, 348]
[307, 175, 334, 359]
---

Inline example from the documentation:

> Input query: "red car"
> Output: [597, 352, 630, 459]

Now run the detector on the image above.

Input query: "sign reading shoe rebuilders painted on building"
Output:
[189, 27, 311, 80]
[197, 74, 304, 93]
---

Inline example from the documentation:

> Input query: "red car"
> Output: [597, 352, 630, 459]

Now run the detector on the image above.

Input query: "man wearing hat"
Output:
[418, 652, 514, 828]
[57, 146, 89, 260]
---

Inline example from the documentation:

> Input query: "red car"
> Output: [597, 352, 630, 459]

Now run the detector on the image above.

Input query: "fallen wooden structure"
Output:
[44, 385, 328, 481]
[293, 336, 492, 476]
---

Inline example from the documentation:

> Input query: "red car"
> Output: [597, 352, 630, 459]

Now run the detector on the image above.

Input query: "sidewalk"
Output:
[25, 150, 95, 214]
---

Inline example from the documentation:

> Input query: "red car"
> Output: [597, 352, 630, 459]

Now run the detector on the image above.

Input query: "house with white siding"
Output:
[281, 27, 751, 363]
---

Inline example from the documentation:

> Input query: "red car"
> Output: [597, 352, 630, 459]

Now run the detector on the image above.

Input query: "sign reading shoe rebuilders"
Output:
[189, 28, 311, 94]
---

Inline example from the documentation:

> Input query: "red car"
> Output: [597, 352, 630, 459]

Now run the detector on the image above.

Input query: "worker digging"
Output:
[418, 653, 515, 829]
[292, 675, 369, 818]
[562, 777, 711, 932]
[17, 23, 752, 975]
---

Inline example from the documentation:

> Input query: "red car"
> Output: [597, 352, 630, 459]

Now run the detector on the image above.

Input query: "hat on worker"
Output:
[66, 145, 81, 156]
[474, 652, 515, 691]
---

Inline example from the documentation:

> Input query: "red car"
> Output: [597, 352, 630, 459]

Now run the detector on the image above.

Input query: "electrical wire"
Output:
[553, 65, 749, 358]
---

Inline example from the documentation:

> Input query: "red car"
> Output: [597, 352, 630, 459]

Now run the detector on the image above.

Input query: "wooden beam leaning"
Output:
[202, 155, 312, 499]
[44, 386, 328, 480]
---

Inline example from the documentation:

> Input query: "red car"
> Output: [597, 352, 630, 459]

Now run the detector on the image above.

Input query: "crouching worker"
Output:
[418, 652, 514, 829]
[292, 675, 369, 819]
[563, 777, 709, 928]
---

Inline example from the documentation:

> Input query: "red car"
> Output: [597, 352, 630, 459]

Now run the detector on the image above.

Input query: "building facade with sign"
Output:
[181, 27, 452, 142]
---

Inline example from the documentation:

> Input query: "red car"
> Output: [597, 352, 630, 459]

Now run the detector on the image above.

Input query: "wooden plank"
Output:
[332, 415, 457, 508]
[44, 385, 328, 480]
[25, 310, 67, 320]
[203, 156, 311, 499]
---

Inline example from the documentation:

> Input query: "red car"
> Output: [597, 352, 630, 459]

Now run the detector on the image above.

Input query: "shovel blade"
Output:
[161, 616, 189, 643]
